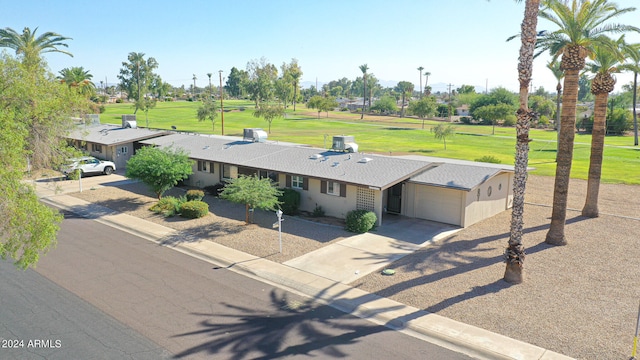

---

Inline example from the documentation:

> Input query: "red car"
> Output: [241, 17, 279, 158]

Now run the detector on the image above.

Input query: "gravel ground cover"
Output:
[69, 175, 640, 359]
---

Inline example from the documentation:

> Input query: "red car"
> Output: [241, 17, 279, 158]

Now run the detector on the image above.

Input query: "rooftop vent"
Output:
[122, 114, 136, 128]
[358, 157, 373, 163]
[243, 128, 268, 143]
[332, 135, 358, 153]
[309, 154, 323, 160]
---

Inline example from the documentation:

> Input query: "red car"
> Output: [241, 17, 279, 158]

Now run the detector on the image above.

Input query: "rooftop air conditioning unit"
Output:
[243, 128, 268, 143]
[122, 114, 136, 128]
[332, 135, 358, 153]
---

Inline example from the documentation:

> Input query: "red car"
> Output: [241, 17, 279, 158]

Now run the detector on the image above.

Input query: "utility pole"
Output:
[447, 83, 454, 122]
[219, 70, 224, 135]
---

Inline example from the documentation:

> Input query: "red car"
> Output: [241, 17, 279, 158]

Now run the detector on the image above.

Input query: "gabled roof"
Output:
[67, 124, 171, 146]
[141, 134, 437, 190]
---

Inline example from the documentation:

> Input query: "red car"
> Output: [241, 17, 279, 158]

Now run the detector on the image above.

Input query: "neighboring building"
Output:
[66, 119, 170, 170]
[138, 133, 515, 228]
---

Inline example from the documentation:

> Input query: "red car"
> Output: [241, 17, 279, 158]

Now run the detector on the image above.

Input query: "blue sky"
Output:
[3, 0, 639, 93]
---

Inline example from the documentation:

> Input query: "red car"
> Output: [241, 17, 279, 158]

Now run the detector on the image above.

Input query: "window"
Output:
[222, 164, 231, 179]
[92, 144, 102, 153]
[197, 160, 207, 172]
[119, 146, 128, 154]
[327, 181, 339, 196]
[291, 175, 304, 189]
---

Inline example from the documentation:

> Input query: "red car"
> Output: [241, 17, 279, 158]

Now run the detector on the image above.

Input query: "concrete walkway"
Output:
[33, 174, 573, 360]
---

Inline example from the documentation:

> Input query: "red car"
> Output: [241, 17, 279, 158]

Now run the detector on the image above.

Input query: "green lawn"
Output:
[102, 100, 640, 185]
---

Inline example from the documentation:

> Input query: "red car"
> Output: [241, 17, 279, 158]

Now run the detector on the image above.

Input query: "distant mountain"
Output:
[301, 80, 486, 94]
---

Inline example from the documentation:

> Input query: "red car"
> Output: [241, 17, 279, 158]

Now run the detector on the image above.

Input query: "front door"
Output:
[387, 183, 402, 214]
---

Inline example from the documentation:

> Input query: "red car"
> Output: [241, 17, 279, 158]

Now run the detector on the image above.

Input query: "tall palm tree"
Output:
[417, 66, 424, 98]
[0, 26, 72, 70]
[536, 0, 639, 246]
[424, 72, 431, 95]
[207, 72, 213, 98]
[58, 66, 95, 96]
[582, 37, 625, 218]
[547, 60, 564, 159]
[623, 43, 640, 146]
[359, 64, 368, 119]
[503, 0, 541, 284]
[396, 81, 414, 118]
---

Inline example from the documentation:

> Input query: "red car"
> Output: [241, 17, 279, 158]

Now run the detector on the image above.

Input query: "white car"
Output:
[62, 156, 116, 177]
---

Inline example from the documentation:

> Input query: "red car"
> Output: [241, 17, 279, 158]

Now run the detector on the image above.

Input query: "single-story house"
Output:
[66, 120, 171, 170]
[137, 132, 515, 228]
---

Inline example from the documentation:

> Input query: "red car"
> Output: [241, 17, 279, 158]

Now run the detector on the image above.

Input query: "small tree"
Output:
[370, 96, 398, 115]
[431, 123, 456, 150]
[473, 103, 515, 135]
[219, 175, 282, 224]
[408, 96, 437, 128]
[196, 98, 218, 131]
[125, 146, 193, 199]
[253, 104, 284, 133]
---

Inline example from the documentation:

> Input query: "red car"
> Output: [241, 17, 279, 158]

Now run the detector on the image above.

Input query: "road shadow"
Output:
[170, 289, 398, 359]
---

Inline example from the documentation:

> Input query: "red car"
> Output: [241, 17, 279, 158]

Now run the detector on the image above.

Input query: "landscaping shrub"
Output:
[538, 115, 550, 128]
[345, 209, 377, 233]
[278, 188, 300, 215]
[150, 196, 184, 217]
[475, 155, 502, 164]
[502, 115, 517, 127]
[186, 189, 205, 201]
[204, 183, 225, 197]
[180, 200, 209, 219]
[460, 116, 472, 124]
[312, 205, 325, 217]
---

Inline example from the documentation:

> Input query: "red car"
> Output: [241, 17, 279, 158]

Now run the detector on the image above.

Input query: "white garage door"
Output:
[414, 185, 462, 226]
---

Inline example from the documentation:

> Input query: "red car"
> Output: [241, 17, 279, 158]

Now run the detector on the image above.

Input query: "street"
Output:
[2, 209, 473, 359]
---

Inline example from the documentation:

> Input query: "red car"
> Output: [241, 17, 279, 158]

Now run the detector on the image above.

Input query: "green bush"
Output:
[278, 188, 300, 215]
[204, 183, 225, 197]
[345, 209, 377, 233]
[186, 189, 205, 201]
[180, 200, 209, 219]
[150, 196, 184, 217]
[460, 116, 473, 124]
[502, 115, 517, 126]
[607, 108, 633, 135]
[312, 205, 325, 217]
[538, 115, 550, 128]
[475, 155, 502, 164]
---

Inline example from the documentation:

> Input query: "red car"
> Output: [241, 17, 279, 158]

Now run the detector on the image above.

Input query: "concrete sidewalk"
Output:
[38, 187, 573, 360]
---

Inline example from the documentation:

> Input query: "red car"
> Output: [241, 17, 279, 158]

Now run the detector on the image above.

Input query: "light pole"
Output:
[276, 209, 283, 253]
[219, 70, 224, 135]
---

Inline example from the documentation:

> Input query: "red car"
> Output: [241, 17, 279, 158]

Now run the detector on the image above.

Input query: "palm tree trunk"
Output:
[504, 0, 539, 284]
[361, 74, 366, 120]
[555, 82, 562, 161]
[546, 66, 580, 246]
[633, 72, 638, 146]
[582, 92, 608, 217]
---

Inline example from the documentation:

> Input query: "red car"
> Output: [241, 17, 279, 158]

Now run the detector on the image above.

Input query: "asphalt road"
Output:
[4, 210, 473, 359]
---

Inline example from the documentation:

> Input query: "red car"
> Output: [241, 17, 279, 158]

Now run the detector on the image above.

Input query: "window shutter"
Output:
[286, 175, 291, 188]
[340, 183, 347, 197]
[303, 177, 308, 190]
[321, 180, 327, 194]
[197, 161, 202, 171]
[210, 162, 215, 173]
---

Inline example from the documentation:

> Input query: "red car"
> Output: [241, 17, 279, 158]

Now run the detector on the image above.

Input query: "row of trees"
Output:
[0, 26, 95, 268]
[504, 0, 640, 284]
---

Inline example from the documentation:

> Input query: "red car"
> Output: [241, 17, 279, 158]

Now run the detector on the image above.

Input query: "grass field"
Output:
[102, 100, 640, 185]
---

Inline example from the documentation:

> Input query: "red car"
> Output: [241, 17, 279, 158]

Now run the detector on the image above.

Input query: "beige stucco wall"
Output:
[462, 173, 513, 227]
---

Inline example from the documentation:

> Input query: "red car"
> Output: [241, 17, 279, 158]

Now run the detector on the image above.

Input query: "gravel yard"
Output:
[69, 175, 640, 360]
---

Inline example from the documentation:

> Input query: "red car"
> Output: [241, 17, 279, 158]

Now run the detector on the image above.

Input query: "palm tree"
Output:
[547, 60, 564, 159]
[0, 26, 72, 70]
[424, 72, 431, 95]
[395, 81, 414, 118]
[291, 70, 302, 111]
[503, 0, 540, 284]
[582, 37, 626, 218]
[192, 74, 197, 99]
[417, 66, 424, 98]
[623, 43, 640, 146]
[536, 0, 639, 246]
[359, 64, 368, 119]
[207, 72, 213, 98]
[58, 66, 95, 96]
